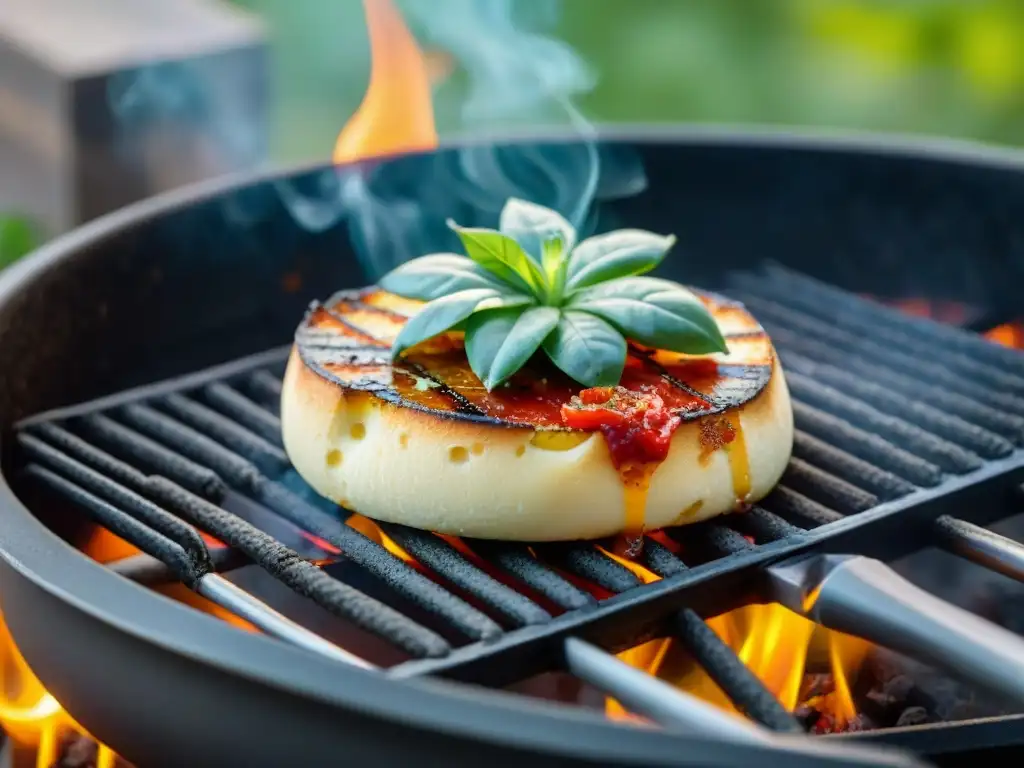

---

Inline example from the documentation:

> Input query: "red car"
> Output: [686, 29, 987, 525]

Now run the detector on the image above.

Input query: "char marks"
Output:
[296, 287, 775, 428]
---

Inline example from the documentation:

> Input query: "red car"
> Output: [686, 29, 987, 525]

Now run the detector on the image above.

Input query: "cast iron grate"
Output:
[10, 265, 1024, 736]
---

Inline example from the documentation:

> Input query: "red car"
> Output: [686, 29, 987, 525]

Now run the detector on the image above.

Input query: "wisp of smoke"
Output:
[276, 0, 647, 280]
[106, 58, 266, 186]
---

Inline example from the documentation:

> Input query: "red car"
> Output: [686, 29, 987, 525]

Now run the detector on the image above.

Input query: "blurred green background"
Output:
[4, 0, 1024, 265]
[228, 0, 1024, 163]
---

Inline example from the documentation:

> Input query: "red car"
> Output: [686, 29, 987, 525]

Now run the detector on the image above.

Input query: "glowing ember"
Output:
[332, 0, 439, 164]
[985, 321, 1024, 349]
[869, 295, 1024, 351]
[870, 297, 976, 326]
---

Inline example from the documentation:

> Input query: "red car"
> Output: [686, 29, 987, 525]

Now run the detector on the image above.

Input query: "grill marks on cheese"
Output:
[297, 288, 773, 536]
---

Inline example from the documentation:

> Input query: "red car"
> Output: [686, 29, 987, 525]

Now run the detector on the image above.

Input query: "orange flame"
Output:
[0, 612, 121, 767]
[333, 0, 439, 164]
[985, 322, 1024, 349]
[598, 551, 869, 729]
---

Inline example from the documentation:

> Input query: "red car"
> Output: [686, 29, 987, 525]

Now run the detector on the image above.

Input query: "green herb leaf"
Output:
[391, 288, 532, 360]
[542, 310, 626, 388]
[564, 230, 675, 294]
[379, 254, 507, 300]
[447, 221, 548, 298]
[380, 199, 725, 389]
[540, 237, 565, 286]
[499, 198, 576, 266]
[465, 306, 560, 390]
[568, 276, 728, 354]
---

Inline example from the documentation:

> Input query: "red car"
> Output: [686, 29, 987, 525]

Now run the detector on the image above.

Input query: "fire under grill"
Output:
[10, 263, 1024, 756]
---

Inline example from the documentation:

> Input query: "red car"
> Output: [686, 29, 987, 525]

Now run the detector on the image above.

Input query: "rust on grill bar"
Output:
[11, 265, 1024, 751]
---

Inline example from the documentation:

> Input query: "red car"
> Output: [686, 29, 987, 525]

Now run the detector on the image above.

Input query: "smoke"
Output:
[105, 54, 266, 194]
[275, 0, 647, 280]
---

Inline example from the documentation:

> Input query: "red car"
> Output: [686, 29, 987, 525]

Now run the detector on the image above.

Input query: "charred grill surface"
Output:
[12, 267, 1024, 728]
[296, 288, 773, 427]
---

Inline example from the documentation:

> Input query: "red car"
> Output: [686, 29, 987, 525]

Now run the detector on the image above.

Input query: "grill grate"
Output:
[11, 267, 1024, 735]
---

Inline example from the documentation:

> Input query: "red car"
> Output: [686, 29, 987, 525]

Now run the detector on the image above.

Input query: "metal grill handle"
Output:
[780, 555, 1024, 706]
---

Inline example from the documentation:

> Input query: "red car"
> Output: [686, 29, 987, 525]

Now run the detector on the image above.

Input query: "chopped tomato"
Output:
[561, 385, 682, 468]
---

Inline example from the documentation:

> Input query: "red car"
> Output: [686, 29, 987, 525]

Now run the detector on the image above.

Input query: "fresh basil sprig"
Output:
[380, 198, 728, 390]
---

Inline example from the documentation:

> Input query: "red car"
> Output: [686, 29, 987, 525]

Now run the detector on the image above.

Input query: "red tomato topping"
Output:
[561, 385, 682, 469]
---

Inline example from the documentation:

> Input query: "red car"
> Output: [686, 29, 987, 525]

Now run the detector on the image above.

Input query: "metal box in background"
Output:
[0, 0, 267, 236]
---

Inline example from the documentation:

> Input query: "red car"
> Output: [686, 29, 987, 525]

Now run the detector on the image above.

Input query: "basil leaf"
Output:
[391, 288, 531, 359]
[499, 198, 576, 264]
[564, 230, 675, 294]
[568, 277, 727, 354]
[542, 310, 626, 388]
[541, 237, 564, 285]
[465, 306, 560, 390]
[447, 221, 548, 298]
[379, 254, 508, 300]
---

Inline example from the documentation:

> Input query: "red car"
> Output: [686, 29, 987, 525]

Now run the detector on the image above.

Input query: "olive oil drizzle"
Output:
[725, 418, 752, 508]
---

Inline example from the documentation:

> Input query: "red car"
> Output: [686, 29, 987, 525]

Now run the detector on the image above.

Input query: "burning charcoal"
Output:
[800, 672, 835, 701]
[794, 703, 822, 731]
[882, 674, 915, 703]
[811, 711, 876, 735]
[53, 732, 98, 768]
[842, 713, 877, 733]
[865, 673, 915, 712]
[896, 706, 930, 727]
[810, 713, 834, 734]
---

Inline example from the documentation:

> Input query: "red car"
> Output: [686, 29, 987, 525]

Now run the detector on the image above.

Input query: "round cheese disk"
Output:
[281, 288, 793, 541]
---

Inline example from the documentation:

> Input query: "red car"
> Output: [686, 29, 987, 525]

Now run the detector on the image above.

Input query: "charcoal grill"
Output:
[1, 127, 1024, 767]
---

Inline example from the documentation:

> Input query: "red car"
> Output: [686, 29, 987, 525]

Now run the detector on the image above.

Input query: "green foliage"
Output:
[0, 217, 40, 269]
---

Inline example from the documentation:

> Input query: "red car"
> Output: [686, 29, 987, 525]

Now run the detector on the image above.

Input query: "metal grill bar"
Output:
[792, 433, 915, 500]
[245, 370, 283, 409]
[25, 464, 202, 586]
[160, 393, 289, 475]
[786, 372, 983, 474]
[377, 523, 552, 627]
[121, 403, 265, 489]
[40, 409, 506, 644]
[563, 637, 771, 739]
[561, 640, 923, 768]
[762, 487, 845, 528]
[462, 540, 596, 611]
[44, 409, 507, 643]
[782, 459, 879, 515]
[731, 285, 1024, 421]
[785, 333, 1024, 444]
[20, 433, 212, 576]
[643, 538, 690, 578]
[935, 514, 1024, 583]
[785, 354, 1014, 459]
[202, 383, 283, 446]
[196, 574, 375, 668]
[110, 547, 247, 586]
[536, 544, 642, 593]
[671, 609, 800, 732]
[792, 402, 943, 488]
[672, 523, 753, 560]
[762, 265, 1024, 393]
[145, 476, 451, 658]
[729, 507, 801, 543]
[77, 414, 227, 500]
[21, 465, 368, 666]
